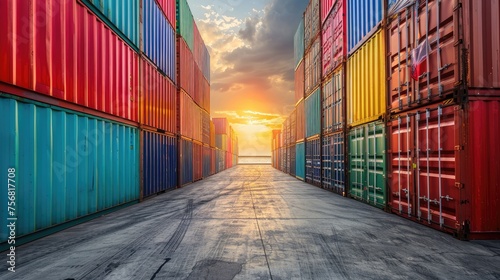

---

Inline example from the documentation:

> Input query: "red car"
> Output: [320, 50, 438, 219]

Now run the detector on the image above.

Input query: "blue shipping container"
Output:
[203, 146, 211, 178]
[322, 132, 345, 195]
[0, 95, 139, 243]
[143, 0, 177, 81]
[180, 138, 193, 185]
[306, 88, 321, 138]
[306, 138, 322, 186]
[82, 0, 140, 51]
[294, 18, 305, 69]
[296, 142, 306, 180]
[348, 0, 383, 53]
[142, 131, 177, 198]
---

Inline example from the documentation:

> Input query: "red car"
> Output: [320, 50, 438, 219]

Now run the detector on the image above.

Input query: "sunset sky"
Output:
[187, 0, 308, 156]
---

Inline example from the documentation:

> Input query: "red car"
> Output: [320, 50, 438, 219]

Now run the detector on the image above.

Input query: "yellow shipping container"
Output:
[347, 29, 386, 127]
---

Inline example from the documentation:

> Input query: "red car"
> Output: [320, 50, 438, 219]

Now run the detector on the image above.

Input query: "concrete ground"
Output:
[1, 165, 499, 280]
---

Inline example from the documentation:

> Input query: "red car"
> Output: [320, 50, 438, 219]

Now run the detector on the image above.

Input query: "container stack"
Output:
[321, 0, 347, 196]
[176, 0, 212, 186]
[386, 0, 500, 239]
[272, 130, 283, 170]
[213, 118, 239, 171]
[0, 0, 237, 247]
[276, 0, 500, 240]
[294, 16, 306, 181]
[304, 0, 322, 187]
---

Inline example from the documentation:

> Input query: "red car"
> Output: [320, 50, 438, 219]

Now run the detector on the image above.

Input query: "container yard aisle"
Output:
[1, 165, 499, 280]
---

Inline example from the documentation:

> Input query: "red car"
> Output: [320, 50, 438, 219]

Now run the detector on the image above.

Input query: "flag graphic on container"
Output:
[411, 39, 428, 80]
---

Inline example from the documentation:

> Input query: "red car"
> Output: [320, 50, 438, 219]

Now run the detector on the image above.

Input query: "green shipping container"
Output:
[305, 88, 321, 138]
[348, 121, 386, 209]
[81, 0, 140, 51]
[0, 96, 140, 245]
[177, 0, 194, 51]
[296, 142, 306, 180]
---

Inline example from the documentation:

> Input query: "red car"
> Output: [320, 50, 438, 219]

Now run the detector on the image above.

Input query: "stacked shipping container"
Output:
[0, 0, 238, 248]
[273, 0, 500, 239]
[213, 118, 239, 170]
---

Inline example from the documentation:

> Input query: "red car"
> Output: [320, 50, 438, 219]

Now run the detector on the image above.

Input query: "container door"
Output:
[366, 122, 387, 208]
[349, 126, 366, 200]
[333, 132, 345, 195]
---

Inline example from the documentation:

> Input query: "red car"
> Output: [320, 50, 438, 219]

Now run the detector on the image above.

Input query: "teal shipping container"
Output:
[0, 95, 140, 244]
[305, 88, 321, 138]
[348, 121, 386, 209]
[177, 0, 194, 51]
[81, 0, 140, 51]
[296, 142, 306, 180]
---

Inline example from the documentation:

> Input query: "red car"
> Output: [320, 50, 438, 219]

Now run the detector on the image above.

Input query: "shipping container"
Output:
[180, 138, 193, 186]
[216, 149, 226, 173]
[179, 90, 202, 141]
[142, 0, 176, 80]
[202, 111, 211, 145]
[296, 142, 306, 180]
[178, 37, 195, 97]
[202, 146, 211, 178]
[305, 37, 322, 96]
[176, 0, 194, 51]
[322, 0, 346, 77]
[387, 0, 500, 114]
[193, 142, 203, 181]
[213, 118, 230, 135]
[211, 148, 216, 175]
[306, 137, 322, 186]
[322, 68, 344, 134]
[216, 135, 228, 152]
[305, 0, 320, 51]
[140, 57, 176, 133]
[193, 23, 211, 82]
[0, 0, 139, 122]
[295, 61, 305, 104]
[388, 100, 500, 239]
[322, 132, 345, 195]
[296, 100, 306, 142]
[294, 18, 305, 69]
[0, 95, 139, 243]
[290, 110, 297, 144]
[142, 131, 177, 198]
[156, 0, 176, 28]
[347, 29, 386, 127]
[348, 121, 386, 209]
[290, 144, 297, 177]
[305, 88, 322, 138]
[321, 0, 334, 25]
[348, 0, 384, 53]
[80, 0, 139, 50]
[210, 121, 216, 147]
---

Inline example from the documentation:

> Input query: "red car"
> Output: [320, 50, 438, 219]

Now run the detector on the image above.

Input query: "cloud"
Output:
[238, 16, 259, 42]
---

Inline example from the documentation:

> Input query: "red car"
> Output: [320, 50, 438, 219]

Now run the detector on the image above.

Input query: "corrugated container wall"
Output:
[348, 0, 383, 53]
[347, 30, 386, 127]
[213, 118, 229, 135]
[322, 0, 346, 77]
[210, 121, 216, 147]
[0, 96, 139, 243]
[305, 0, 320, 50]
[156, 0, 176, 28]
[142, 0, 176, 81]
[296, 142, 306, 180]
[296, 100, 306, 141]
[389, 101, 500, 239]
[81, 0, 139, 50]
[387, 0, 500, 114]
[140, 58, 176, 133]
[306, 88, 321, 138]
[295, 61, 305, 104]
[294, 18, 305, 69]
[321, 0, 335, 24]
[193, 143, 203, 181]
[180, 90, 202, 142]
[178, 37, 195, 97]
[348, 121, 386, 209]
[176, 0, 194, 51]
[305, 37, 322, 96]
[322, 132, 345, 195]
[142, 131, 177, 198]
[306, 137, 322, 186]
[322, 69, 344, 134]
[203, 146, 211, 178]
[0, 0, 139, 122]
[180, 138, 193, 186]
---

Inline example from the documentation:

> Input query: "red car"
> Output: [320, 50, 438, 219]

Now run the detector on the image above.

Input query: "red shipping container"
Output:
[320, 0, 334, 25]
[0, 0, 139, 122]
[193, 142, 203, 181]
[156, 0, 176, 29]
[322, 0, 346, 78]
[389, 99, 500, 239]
[387, 0, 500, 114]
[295, 61, 305, 104]
[213, 118, 229, 135]
[305, 37, 321, 96]
[180, 89, 202, 141]
[178, 37, 195, 98]
[140, 57, 176, 133]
